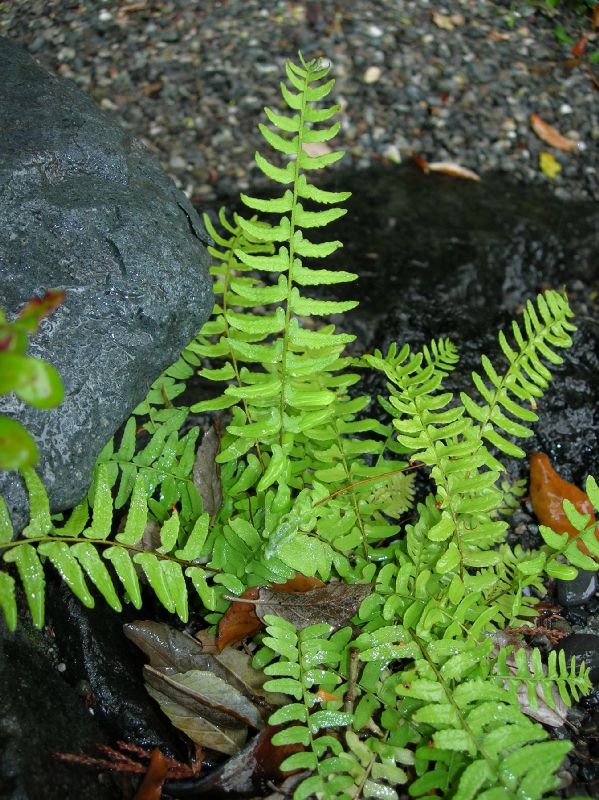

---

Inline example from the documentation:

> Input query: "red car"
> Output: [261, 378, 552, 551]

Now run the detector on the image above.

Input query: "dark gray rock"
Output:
[0, 579, 187, 799]
[557, 570, 598, 608]
[44, 582, 185, 755]
[0, 618, 116, 800]
[0, 37, 212, 530]
[558, 633, 599, 685]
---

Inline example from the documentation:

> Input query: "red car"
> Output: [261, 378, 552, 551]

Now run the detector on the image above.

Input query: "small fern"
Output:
[0, 53, 596, 800]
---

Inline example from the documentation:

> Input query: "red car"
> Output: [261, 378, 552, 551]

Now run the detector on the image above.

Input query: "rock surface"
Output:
[559, 633, 599, 685]
[0, 579, 186, 800]
[0, 618, 116, 800]
[0, 37, 213, 530]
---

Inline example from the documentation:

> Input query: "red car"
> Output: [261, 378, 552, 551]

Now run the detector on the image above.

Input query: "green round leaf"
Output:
[15, 358, 63, 408]
[0, 415, 39, 470]
[0, 353, 29, 394]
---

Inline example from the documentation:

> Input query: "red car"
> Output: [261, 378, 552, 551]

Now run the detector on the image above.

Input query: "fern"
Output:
[0, 463, 216, 629]
[1, 53, 597, 800]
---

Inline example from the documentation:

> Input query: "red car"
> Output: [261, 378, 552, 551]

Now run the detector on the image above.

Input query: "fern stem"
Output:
[276, 66, 311, 449]
[313, 463, 422, 508]
[220, 225, 264, 468]
[415, 632, 507, 792]
[0, 535, 219, 572]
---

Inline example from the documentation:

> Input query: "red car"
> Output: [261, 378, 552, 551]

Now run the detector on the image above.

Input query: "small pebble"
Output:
[363, 66, 381, 84]
[557, 570, 598, 608]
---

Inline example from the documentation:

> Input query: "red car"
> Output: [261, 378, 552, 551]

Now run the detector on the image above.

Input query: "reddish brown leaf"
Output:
[55, 741, 201, 781]
[530, 113, 579, 152]
[274, 574, 325, 593]
[530, 452, 597, 557]
[217, 586, 261, 651]
[133, 748, 168, 800]
[17, 289, 66, 331]
[570, 35, 588, 58]
[411, 152, 430, 174]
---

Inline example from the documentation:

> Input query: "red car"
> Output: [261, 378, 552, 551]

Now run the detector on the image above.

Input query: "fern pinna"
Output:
[0, 53, 598, 800]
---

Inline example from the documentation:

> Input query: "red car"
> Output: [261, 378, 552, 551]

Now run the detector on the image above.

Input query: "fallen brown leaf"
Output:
[530, 113, 579, 153]
[432, 11, 454, 31]
[124, 621, 286, 708]
[55, 741, 201, 781]
[411, 152, 430, 174]
[428, 161, 481, 181]
[193, 425, 222, 518]
[133, 748, 168, 800]
[250, 581, 371, 630]
[570, 35, 588, 58]
[217, 586, 262, 651]
[217, 574, 324, 651]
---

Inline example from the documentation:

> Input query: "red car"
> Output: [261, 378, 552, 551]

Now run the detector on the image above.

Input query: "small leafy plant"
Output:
[0, 291, 64, 470]
[1, 55, 597, 799]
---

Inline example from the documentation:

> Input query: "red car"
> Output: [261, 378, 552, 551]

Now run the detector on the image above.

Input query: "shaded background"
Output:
[1, 0, 597, 204]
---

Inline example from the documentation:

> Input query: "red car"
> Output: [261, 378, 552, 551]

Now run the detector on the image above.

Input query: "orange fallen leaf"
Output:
[216, 586, 262, 651]
[133, 748, 168, 800]
[593, 7, 599, 30]
[315, 690, 341, 703]
[428, 161, 481, 181]
[530, 113, 578, 153]
[570, 35, 588, 58]
[530, 453, 597, 558]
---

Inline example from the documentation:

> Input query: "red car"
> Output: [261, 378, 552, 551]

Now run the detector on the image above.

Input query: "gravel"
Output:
[1, 0, 597, 204]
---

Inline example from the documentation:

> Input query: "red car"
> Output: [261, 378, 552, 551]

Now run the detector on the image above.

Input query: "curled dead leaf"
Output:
[493, 633, 568, 727]
[530, 113, 579, 153]
[193, 425, 222, 519]
[427, 161, 481, 181]
[125, 621, 286, 708]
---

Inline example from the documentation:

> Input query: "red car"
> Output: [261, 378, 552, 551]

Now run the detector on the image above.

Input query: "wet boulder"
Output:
[0, 37, 213, 530]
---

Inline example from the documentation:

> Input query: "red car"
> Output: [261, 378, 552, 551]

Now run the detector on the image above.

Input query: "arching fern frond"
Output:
[0, 464, 216, 630]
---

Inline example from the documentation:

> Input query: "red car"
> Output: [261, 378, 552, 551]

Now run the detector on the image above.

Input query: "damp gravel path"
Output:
[1, 1, 597, 204]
